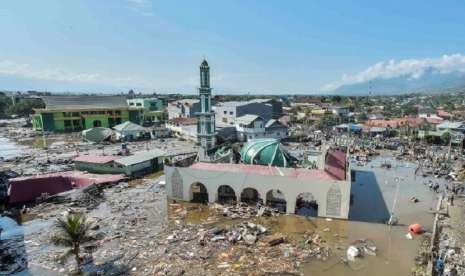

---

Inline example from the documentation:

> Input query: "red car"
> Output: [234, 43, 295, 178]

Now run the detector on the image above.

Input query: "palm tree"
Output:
[51, 213, 92, 274]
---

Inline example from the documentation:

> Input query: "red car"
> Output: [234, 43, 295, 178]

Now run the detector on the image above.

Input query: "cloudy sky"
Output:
[1, 0, 465, 94]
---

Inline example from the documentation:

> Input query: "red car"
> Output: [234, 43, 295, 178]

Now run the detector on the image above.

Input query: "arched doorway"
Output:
[190, 182, 208, 203]
[265, 189, 286, 213]
[93, 120, 102, 127]
[217, 185, 237, 204]
[295, 193, 318, 217]
[240, 188, 261, 204]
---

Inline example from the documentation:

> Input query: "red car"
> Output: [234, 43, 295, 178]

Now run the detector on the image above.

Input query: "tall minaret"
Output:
[197, 59, 216, 151]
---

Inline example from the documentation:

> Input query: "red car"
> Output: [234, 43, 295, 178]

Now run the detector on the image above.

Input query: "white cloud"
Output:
[322, 54, 465, 91]
[126, 0, 153, 16]
[0, 60, 149, 88]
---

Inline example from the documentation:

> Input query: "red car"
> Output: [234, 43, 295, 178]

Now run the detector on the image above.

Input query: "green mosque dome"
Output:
[240, 138, 292, 167]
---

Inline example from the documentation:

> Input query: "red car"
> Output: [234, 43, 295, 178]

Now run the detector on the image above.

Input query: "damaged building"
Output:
[165, 139, 351, 219]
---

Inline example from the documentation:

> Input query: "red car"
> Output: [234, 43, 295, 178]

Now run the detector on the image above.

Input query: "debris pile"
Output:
[214, 203, 281, 219]
[435, 233, 465, 276]
[154, 220, 332, 275]
[0, 236, 27, 275]
[46, 183, 106, 208]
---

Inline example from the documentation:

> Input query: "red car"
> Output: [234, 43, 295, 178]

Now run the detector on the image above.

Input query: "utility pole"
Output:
[42, 127, 49, 162]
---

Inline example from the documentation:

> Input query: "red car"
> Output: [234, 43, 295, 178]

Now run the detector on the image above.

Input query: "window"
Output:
[129, 103, 134, 106]
[136, 103, 142, 106]
[93, 120, 102, 127]
[224, 111, 227, 115]
[229, 111, 233, 115]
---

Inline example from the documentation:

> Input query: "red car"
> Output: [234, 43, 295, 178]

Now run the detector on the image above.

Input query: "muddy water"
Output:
[0, 134, 81, 159]
[171, 202, 422, 276]
[16, 135, 81, 149]
[170, 154, 440, 276]
[0, 137, 25, 159]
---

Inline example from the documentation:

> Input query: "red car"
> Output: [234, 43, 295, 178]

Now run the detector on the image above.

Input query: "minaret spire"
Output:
[197, 59, 216, 151]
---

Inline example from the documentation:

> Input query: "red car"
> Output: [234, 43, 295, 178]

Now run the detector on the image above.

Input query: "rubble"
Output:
[0, 236, 27, 275]
[2, 118, 465, 275]
[213, 203, 281, 219]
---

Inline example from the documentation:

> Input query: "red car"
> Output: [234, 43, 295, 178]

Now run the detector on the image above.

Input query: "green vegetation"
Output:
[0, 94, 12, 118]
[0, 94, 44, 118]
[441, 131, 451, 144]
[7, 98, 45, 116]
[51, 213, 93, 274]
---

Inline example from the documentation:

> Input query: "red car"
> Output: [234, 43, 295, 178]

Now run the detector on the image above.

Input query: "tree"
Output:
[0, 95, 12, 118]
[51, 213, 92, 274]
[317, 114, 336, 129]
[7, 98, 44, 116]
[441, 132, 451, 145]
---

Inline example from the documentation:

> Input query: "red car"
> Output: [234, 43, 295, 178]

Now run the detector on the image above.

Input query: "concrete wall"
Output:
[265, 126, 288, 140]
[215, 105, 237, 125]
[164, 165, 351, 219]
[215, 101, 279, 125]
[127, 98, 164, 111]
[34, 109, 131, 132]
[166, 123, 197, 141]
[168, 101, 200, 119]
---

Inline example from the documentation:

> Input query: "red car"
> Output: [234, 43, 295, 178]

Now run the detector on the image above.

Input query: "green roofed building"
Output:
[240, 138, 294, 167]
[32, 96, 143, 132]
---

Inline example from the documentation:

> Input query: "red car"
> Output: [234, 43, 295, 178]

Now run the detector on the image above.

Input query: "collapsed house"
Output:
[74, 149, 165, 177]
[7, 171, 125, 204]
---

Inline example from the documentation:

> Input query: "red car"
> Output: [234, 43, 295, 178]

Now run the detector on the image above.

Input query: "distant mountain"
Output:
[327, 69, 465, 95]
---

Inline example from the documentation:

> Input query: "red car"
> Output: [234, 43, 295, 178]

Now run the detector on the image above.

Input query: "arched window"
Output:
[326, 184, 342, 216]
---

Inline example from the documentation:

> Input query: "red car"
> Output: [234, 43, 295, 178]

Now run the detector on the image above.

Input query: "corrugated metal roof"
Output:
[41, 96, 128, 110]
[113, 121, 145, 132]
[115, 149, 166, 166]
[236, 114, 262, 125]
[216, 99, 273, 107]
[437, 121, 465, 129]
[74, 155, 119, 164]
[82, 127, 114, 143]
